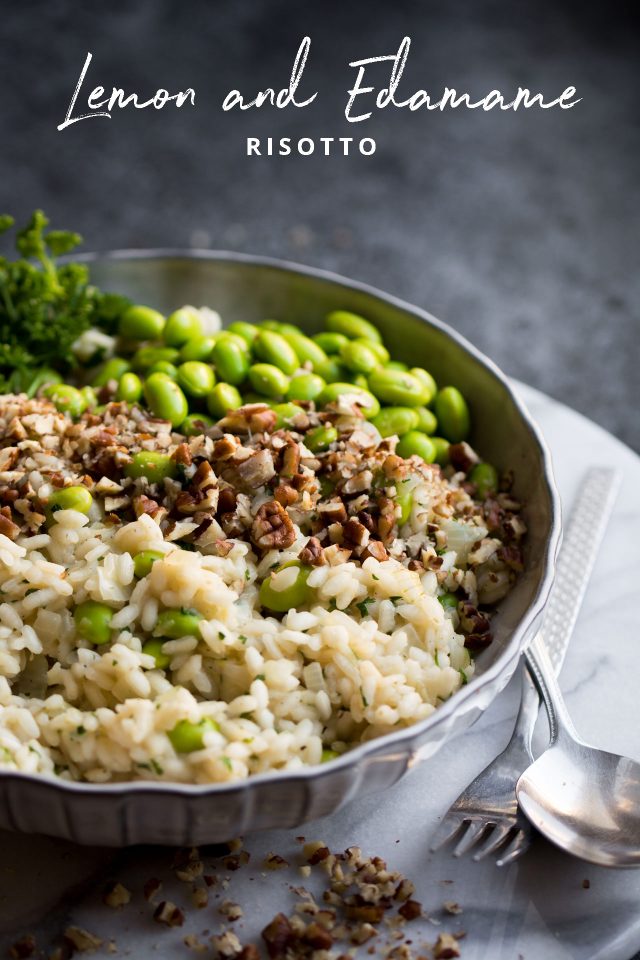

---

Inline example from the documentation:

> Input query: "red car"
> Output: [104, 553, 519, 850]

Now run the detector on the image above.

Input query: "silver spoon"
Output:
[517, 634, 640, 867]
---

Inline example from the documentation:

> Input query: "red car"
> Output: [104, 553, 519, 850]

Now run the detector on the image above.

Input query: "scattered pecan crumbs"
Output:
[102, 880, 131, 908]
[153, 900, 185, 927]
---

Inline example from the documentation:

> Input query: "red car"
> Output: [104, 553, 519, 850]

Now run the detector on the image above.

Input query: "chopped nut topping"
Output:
[153, 900, 185, 927]
[102, 880, 131, 908]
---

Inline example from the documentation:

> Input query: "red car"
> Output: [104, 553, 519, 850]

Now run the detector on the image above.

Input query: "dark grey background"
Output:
[1, 0, 638, 450]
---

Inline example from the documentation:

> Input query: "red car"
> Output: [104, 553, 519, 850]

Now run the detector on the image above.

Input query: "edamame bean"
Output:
[282, 331, 327, 369]
[133, 550, 164, 578]
[340, 339, 379, 375]
[177, 361, 215, 398]
[260, 319, 283, 332]
[355, 339, 389, 365]
[305, 424, 338, 452]
[431, 437, 450, 466]
[143, 373, 189, 427]
[27, 368, 62, 398]
[259, 561, 313, 612]
[48, 485, 93, 515]
[120, 305, 165, 341]
[207, 383, 243, 419]
[125, 450, 178, 483]
[286, 372, 325, 402]
[168, 717, 219, 753]
[396, 431, 436, 463]
[385, 361, 409, 372]
[254, 331, 300, 375]
[396, 488, 413, 525]
[414, 406, 438, 435]
[132, 346, 180, 371]
[410, 368, 437, 405]
[163, 307, 202, 347]
[141, 638, 171, 669]
[434, 386, 471, 442]
[326, 310, 382, 344]
[315, 357, 349, 384]
[74, 600, 113, 646]
[179, 336, 216, 362]
[321, 749, 339, 762]
[273, 402, 304, 429]
[147, 361, 178, 378]
[228, 321, 260, 346]
[79, 386, 97, 410]
[180, 413, 215, 436]
[116, 372, 143, 404]
[212, 338, 250, 385]
[248, 363, 290, 398]
[44, 384, 86, 418]
[438, 592, 459, 611]
[154, 608, 203, 639]
[313, 331, 349, 355]
[371, 407, 419, 438]
[318, 382, 380, 419]
[469, 462, 498, 498]
[368, 369, 429, 407]
[92, 357, 131, 387]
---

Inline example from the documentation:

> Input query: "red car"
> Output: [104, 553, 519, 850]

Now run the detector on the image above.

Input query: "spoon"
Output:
[517, 634, 640, 867]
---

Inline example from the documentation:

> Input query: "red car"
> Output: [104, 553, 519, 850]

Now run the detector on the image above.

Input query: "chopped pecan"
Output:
[448, 441, 480, 473]
[274, 482, 298, 506]
[434, 932, 461, 958]
[251, 500, 296, 550]
[464, 632, 493, 650]
[133, 495, 160, 518]
[345, 903, 385, 923]
[232, 449, 276, 490]
[0, 507, 20, 541]
[219, 404, 277, 435]
[499, 543, 524, 571]
[302, 922, 334, 950]
[279, 440, 301, 479]
[213, 434, 241, 460]
[361, 540, 388, 562]
[217, 486, 237, 514]
[377, 497, 397, 542]
[317, 499, 347, 525]
[262, 913, 296, 958]
[298, 536, 325, 566]
[398, 899, 422, 921]
[153, 900, 185, 927]
[459, 602, 491, 635]
[342, 518, 370, 547]
[0, 447, 19, 472]
[171, 442, 192, 466]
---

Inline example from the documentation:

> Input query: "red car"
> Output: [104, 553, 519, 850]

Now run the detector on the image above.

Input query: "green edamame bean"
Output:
[125, 450, 178, 483]
[168, 717, 219, 754]
[132, 346, 180, 371]
[92, 357, 131, 387]
[48, 485, 93, 515]
[434, 386, 471, 442]
[340, 339, 379, 375]
[305, 424, 338, 452]
[254, 331, 300, 376]
[315, 357, 349, 384]
[385, 361, 409, 372]
[282, 332, 327, 369]
[469, 462, 498, 498]
[414, 406, 438, 435]
[355, 338, 389, 365]
[260, 319, 283, 332]
[317, 382, 380, 419]
[133, 550, 165, 578]
[154, 608, 203, 639]
[371, 407, 419, 438]
[326, 310, 382, 344]
[143, 373, 189, 427]
[227, 321, 260, 346]
[116, 372, 143, 404]
[147, 361, 178, 378]
[120, 304, 165, 341]
[438, 592, 459, 611]
[216, 331, 251, 354]
[248, 363, 290, 398]
[141, 638, 171, 669]
[368, 369, 429, 407]
[179, 336, 216, 362]
[396, 431, 436, 463]
[79, 386, 97, 410]
[180, 413, 215, 436]
[163, 307, 202, 347]
[286, 372, 325, 402]
[74, 600, 113, 646]
[431, 437, 450, 466]
[396, 488, 413, 525]
[273, 402, 304, 429]
[321, 749, 339, 762]
[44, 384, 86, 418]
[27, 368, 62, 398]
[212, 338, 249, 385]
[206, 383, 243, 419]
[313, 331, 349, 355]
[410, 368, 437, 405]
[259, 561, 313, 612]
[177, 361, 215, 398]
[242, 392, 269, 405]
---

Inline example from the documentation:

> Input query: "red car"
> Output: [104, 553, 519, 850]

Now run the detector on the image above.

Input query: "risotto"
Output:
[0, 388, 525, 785]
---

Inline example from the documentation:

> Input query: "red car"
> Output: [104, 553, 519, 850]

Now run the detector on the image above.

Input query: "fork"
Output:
[430, 467, 621, 866]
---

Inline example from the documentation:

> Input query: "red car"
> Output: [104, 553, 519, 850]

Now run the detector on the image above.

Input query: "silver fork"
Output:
[430, 467, 621, 866]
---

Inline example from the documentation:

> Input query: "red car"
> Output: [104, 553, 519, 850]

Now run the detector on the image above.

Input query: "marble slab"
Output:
[1, 382, 639, 959]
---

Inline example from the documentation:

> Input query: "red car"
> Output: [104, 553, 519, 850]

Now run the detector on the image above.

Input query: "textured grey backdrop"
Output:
[1, 0, 638, 450]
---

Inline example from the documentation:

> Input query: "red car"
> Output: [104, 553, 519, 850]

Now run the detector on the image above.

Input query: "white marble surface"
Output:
[1, 383, 639, 959]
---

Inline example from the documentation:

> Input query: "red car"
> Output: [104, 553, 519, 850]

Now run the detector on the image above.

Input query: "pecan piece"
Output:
[299, 536, 325, 566]
[262, 913, 296, 959]
[448, 441, 480, 473]
[274, 482, 298, 507]
[361, 540, 389, 562]
[234, 449, 276, 490]
[251, 500, 296, 550]
[0, 507, 20, 541]
[219, 404, 277, 435]
[342, 518, 370, 547]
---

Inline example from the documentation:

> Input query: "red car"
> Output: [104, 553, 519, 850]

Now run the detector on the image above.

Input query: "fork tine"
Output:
[453, 820, 491, 857]
[472, 823, 514, 862]
[430, 816, 467, 852]
[495, 829, 530, 867]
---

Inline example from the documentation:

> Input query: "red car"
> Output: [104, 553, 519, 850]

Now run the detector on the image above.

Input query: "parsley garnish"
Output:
[356, 597, 374, 617]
